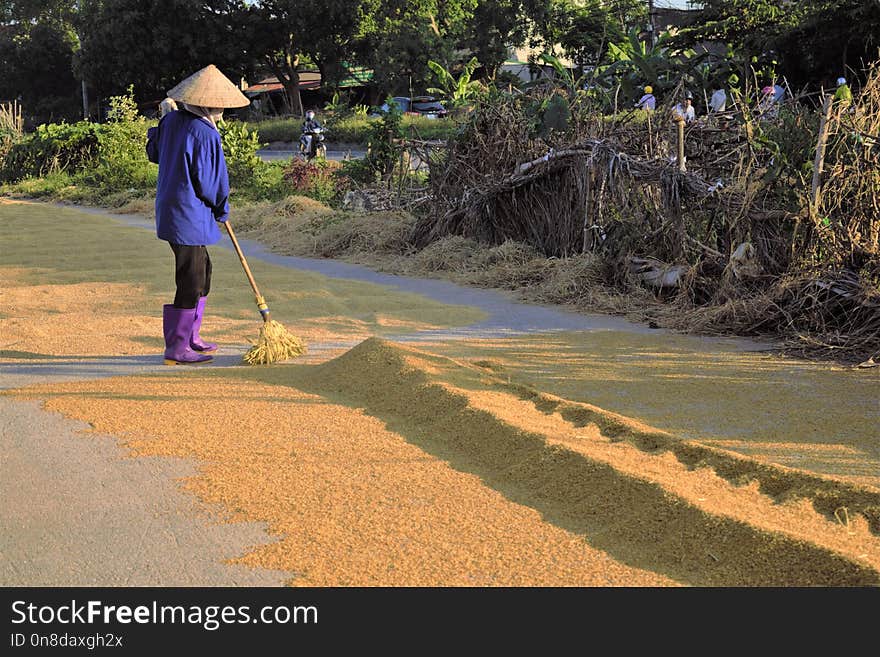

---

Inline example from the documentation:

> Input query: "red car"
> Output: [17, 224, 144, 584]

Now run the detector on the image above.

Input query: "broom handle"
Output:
[224, 220, 272, 323]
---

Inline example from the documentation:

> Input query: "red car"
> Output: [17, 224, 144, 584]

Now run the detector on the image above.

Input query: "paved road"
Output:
[257, 146, 427, 170]
[0, 391, 288, 586]
[258, 148, 366, 162]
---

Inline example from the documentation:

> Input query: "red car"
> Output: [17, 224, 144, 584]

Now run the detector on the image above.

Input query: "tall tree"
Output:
[676, 0, 880, 88]
[0, 1, 81, 122]
[0, 0, 75, 22]
[676, 0, 799, 57]
[356, 0, 478, 99]
[77, 0, 252, 104]
[775, 0, 880, 87]
[540, 0, 624, 70]
[249, 0, 369, 116]
[458, 0, 558, 80]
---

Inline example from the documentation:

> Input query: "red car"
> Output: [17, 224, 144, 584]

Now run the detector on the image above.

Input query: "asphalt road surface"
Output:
[258, 148, 366, 162]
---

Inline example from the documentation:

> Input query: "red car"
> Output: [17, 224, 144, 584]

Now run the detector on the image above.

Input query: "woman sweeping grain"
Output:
[146, 65, 249, 364]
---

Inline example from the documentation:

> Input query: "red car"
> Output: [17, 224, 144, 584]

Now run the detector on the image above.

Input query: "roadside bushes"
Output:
[282, 159, 351, 205]
[364, 99, 405, 178]
[246, 114, 460, 146]
[335, 113, 459, 143]
[0, 88, 155, 191]
[0, 121, 100, 182]
[85, 87, 155, 192]
[218, 119, 264, 187]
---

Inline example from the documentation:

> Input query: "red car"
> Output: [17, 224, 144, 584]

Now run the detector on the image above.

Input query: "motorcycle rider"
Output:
[300, 109, 325, 159]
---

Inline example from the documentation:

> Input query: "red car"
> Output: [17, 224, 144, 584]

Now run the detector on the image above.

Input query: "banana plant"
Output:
[426, 57, 483, 109]
[602, 27, 704, 102]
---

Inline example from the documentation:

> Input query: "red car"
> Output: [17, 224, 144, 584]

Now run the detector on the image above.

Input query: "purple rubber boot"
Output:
[163, 305, 213, 365]
[190, 296, 218, 353]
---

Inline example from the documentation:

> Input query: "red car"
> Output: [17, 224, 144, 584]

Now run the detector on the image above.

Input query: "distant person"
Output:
[146, 64, 250, 365]
[771, 83, 785, 103]
[709, 88, 727, 113]
[834, 76, 853, 107]
[758, 85, 781, 118]
[636, 86, 656, 111]
[673, 92, 696, 123]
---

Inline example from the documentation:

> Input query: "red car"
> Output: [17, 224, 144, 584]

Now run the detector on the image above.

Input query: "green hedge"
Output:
[243, 117, 296, 143]
[0, 121, 101, 182]
[245, 114, 460, 145]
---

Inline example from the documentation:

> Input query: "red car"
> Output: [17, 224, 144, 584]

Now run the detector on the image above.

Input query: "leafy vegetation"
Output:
[364, 98, 405, 178]
[0, 121, 100, 182]
[427, 57, 483, 109]
[85, 87, 155, 192]
[218, 119, 265, 187]
[676, 1, 880, 89]
[1, 0, 663, 123]
[282, 159, 351, 205]
[247, 114, 460, 146]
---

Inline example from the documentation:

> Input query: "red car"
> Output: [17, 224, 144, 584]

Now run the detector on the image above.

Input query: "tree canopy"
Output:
[2, 0, 878, 123]
[76, 0, 251, 102]
[676, 0, 880, 89]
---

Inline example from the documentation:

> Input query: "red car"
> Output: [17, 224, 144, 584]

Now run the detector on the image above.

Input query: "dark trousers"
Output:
[169, 243, 212, 309]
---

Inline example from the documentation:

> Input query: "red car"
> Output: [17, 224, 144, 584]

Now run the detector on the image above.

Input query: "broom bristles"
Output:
[242, 319, 307, 365]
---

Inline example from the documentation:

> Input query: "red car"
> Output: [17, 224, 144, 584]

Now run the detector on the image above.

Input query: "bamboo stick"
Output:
[810, 94, 834, 220]
[676, 117, 686, 172]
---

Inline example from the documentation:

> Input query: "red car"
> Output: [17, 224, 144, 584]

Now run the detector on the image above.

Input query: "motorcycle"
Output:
[299, 126, 327, 161]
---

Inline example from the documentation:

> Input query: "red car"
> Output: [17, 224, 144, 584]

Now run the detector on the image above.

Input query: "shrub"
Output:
[218, 119, 265, 187]
[0, 120, 100, 182]
[86, 87, 155, 192]
[365, 98, 405, 177]
[282, 159, 351, 205]
[232, 160, 289, 203]
[338, 157, 379, 185]
[0, 88, 154, 190]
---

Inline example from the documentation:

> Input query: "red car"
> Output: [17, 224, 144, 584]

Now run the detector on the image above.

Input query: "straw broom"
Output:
[224, 220, 307, 364]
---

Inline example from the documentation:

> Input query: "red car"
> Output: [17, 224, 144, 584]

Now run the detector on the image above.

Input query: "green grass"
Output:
[241, 117, 298, 144]
[1, 156, 291, 207]
[0, 171, 77, 198]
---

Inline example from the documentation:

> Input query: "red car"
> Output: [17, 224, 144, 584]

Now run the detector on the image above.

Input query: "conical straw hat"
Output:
[167, 64, 250, 108]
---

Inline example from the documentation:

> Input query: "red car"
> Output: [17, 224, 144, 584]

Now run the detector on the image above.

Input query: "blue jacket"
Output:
[146, 110, 229, 246]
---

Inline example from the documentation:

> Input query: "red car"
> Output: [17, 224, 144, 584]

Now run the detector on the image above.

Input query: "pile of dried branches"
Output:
[413, 134, 789, 259]
[664, 268, 880, 361]
[411, 84, 799, 275]
[812, 71, 880, 269]
[401, 70, 880, 361]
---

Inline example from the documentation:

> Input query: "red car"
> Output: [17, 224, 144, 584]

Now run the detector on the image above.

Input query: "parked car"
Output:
[384, 96, 411, 113]
[410, 96, 448, 118]
[377, 95, 448, 118]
